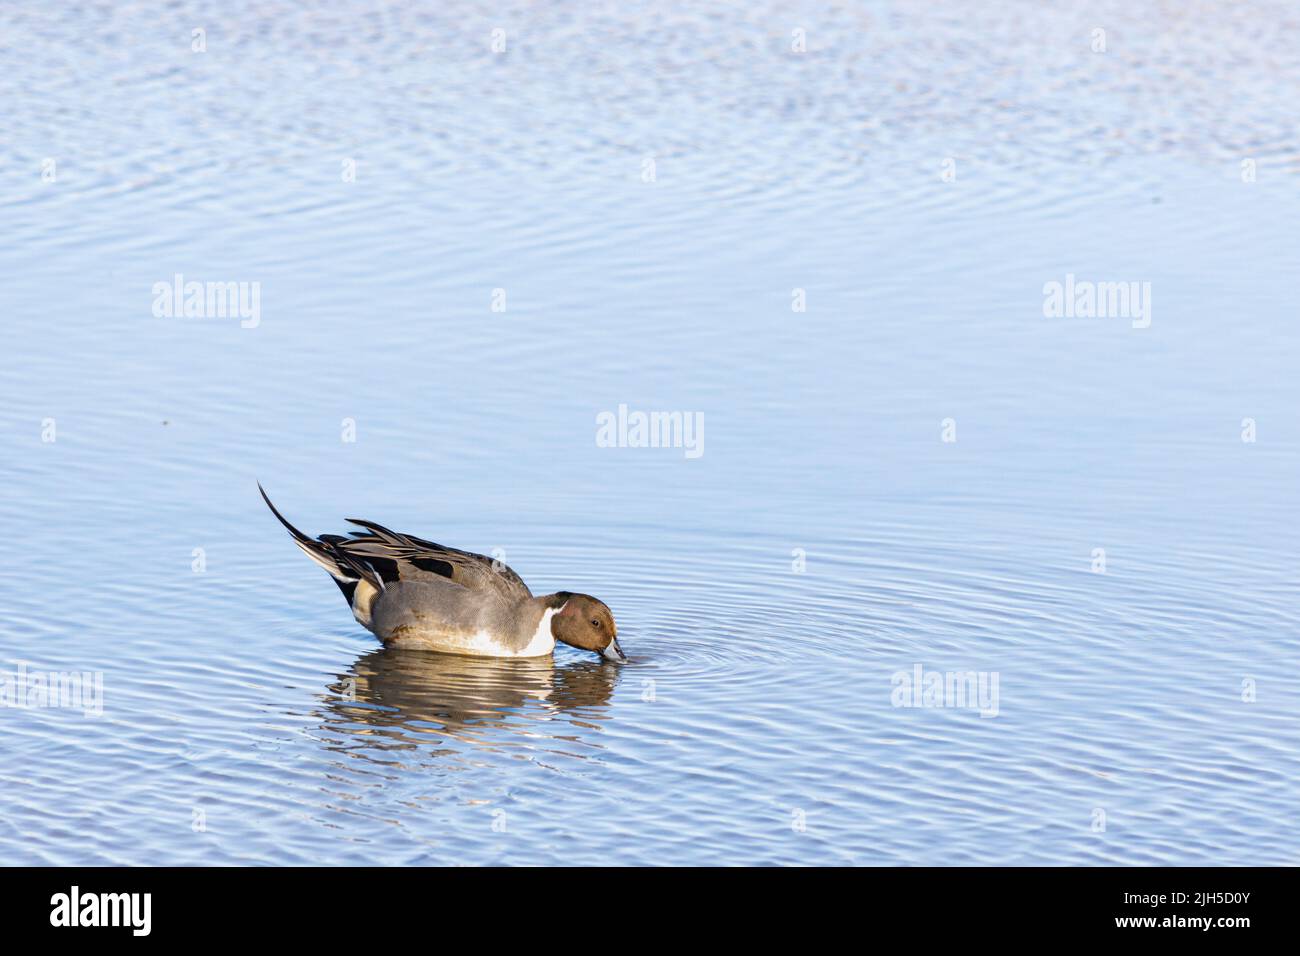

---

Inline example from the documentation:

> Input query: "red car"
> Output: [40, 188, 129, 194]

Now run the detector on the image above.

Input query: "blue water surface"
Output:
[1, 1, 1297, 865]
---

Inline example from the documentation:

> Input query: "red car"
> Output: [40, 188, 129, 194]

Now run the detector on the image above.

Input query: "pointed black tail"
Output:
[258, 483, 382, 601]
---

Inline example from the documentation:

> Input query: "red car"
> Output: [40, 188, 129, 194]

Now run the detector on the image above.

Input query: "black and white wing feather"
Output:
[329, 517, 532, 601]
[260, 483, 531, 602]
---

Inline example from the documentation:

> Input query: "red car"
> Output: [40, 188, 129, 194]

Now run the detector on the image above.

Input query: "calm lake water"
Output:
[2, 1, 1298, 865]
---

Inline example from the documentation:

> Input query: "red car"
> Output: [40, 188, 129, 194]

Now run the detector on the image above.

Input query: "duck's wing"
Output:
[325, 516, 533, 601]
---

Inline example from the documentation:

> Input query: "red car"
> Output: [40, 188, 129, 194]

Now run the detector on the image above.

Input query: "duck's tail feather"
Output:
[258, 483, 384, 599]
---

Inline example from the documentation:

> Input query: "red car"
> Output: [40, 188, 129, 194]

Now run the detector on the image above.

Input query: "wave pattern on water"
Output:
[1, 1, 1298, 865]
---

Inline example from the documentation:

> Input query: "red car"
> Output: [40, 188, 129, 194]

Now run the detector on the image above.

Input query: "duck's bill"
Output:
[602, 639, 628, 663]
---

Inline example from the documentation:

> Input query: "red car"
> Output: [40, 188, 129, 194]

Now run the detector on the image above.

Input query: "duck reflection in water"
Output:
[318, 646, 622, 750]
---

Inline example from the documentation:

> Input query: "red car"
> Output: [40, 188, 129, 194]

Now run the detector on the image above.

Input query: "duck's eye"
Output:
[591, 619, 601, 628]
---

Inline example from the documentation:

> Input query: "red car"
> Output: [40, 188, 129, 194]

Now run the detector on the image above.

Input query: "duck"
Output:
[259, 485, 626, 662]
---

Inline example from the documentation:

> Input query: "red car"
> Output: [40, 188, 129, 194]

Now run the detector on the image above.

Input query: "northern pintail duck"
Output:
[260, 485, 626, 662]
